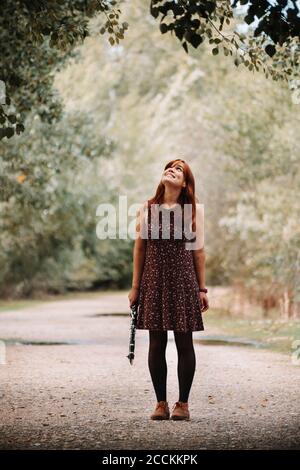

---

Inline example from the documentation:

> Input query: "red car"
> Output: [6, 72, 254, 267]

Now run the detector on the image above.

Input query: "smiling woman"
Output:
[128, 158, 209, 421]
[133, 159, 207, 333]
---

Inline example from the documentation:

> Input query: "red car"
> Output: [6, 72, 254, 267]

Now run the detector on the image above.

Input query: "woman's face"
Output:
[161, 161, 185, 188]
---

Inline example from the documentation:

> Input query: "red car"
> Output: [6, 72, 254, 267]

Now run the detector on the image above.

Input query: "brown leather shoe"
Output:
[170, 401, 190, 420]
[150, 401, 170, 420]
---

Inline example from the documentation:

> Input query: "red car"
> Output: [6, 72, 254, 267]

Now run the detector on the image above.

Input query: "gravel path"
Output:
[0, 292, 299, 450]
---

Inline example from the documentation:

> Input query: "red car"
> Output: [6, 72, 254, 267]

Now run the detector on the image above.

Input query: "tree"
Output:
[0, 110, 134, 296]
[212, 79, 300, 318]
[2, 0, 300, 302]
[1, 0, 300, 140]
[152, 0, 300, 82]
[0, 0, 128, 140]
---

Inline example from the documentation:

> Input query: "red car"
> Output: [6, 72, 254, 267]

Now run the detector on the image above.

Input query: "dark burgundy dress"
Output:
[136, 202, 204, 333]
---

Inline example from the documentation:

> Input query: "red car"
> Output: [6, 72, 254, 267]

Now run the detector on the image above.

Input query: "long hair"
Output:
[147, 159, 199, 233]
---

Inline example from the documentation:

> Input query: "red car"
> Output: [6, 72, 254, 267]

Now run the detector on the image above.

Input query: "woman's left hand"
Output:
[199, 292, 209, 312]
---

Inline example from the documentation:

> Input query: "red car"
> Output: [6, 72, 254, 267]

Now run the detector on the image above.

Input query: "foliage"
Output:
[0, 111, 132, 296]
[0, 0, 128, 140]
[151, 1, 300, 85]
[1, 0, 300, 140]
[211, 77, 300, 311]
[1, 0, 300, 311]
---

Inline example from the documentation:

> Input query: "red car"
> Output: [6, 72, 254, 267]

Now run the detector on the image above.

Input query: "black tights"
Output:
[148, 330, 196, 403]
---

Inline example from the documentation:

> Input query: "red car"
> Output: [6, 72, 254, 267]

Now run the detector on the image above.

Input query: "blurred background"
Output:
[1, 0, 300, 353]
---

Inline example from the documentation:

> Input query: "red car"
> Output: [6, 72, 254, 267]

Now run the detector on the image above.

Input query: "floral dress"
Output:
[136, 203, 204, 332]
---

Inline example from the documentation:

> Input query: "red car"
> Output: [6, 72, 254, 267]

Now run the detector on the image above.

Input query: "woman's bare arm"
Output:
[192, 204, 206, 289]
[131, 202, 147, 289]
[192, 203, 209, 311]
[193, 248, 206, 289]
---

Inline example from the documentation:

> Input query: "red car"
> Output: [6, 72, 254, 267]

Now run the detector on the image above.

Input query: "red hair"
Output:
[147, 159, 199, 233]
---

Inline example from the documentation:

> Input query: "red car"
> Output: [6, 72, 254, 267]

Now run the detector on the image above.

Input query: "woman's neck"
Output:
[162, 187, 181, 207]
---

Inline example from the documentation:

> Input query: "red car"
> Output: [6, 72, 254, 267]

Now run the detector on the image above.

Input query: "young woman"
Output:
[128, 159, 209, 421]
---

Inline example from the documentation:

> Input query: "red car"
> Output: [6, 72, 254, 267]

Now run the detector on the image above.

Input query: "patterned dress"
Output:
[136, 202, 204, 333]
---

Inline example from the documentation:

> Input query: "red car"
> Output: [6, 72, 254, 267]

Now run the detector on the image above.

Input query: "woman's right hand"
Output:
[128, 287, 140, 308]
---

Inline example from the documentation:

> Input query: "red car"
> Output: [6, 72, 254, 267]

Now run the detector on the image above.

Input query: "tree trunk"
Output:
[279, 289, 293, 319]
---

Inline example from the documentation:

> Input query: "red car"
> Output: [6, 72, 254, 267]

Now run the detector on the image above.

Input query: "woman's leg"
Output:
[148, 330, 168, 402]
[173, 331, 196, 402]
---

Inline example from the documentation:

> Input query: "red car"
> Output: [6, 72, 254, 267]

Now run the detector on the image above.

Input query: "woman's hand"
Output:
[199, 292, 209, 312]
[128, 287, 140, 308]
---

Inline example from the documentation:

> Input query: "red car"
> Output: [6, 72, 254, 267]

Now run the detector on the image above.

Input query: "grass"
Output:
[0, 299, 44, 312]
[205, 308, 300, 355]
[0, 289, 125, 313]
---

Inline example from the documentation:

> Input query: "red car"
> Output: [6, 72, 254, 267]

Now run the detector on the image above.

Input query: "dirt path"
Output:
[0, 292, 299, 450]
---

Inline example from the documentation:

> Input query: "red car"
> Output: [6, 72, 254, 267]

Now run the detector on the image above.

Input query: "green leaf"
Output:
[182, 41, 189, 54]
[16, 123, 25, 135]
[5, 127, 14, 138]
[160, 23, 169, 34]
[8, 114, 17, 124]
